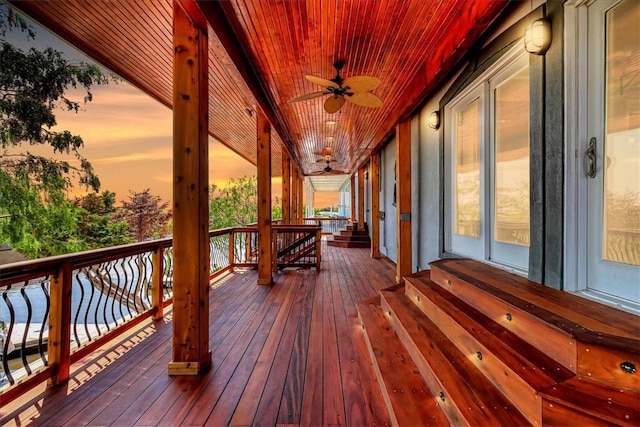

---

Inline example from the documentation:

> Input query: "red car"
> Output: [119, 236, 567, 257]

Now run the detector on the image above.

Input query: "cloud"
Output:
[94, 146, 173, 164]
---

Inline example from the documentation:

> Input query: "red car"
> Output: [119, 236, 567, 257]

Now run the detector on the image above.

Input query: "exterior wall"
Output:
[415, 88, 449, 271]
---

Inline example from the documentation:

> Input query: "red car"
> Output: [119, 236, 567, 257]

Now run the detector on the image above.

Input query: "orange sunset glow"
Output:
[5, 16, 339, 210]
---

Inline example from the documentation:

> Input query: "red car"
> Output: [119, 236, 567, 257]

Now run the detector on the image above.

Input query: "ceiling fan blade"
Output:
[343, 76, 381, 93]
[346, 91, 383, 108]
[306, 75, 337, 88]
[289, 91, 326, 102]
[324, 96, 346, 114]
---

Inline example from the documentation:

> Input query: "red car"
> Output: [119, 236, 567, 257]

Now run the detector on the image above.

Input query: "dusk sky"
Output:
[5, 10, 338, 209]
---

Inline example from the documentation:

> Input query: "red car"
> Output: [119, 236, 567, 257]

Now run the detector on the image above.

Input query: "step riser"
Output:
[338, 231, 370, 236]
[326, 240, 370, 248]
[333, 235, 370, 241]
[430, 267, 577, 371]
[577, 343, 640, 391]
[405, 281, 543, 425]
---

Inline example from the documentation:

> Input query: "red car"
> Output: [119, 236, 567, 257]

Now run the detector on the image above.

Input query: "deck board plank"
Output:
[1, 243, 394, 427]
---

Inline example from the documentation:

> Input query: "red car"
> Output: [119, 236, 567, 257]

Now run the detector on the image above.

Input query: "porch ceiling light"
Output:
[428, 111, 440, 130]
[524, 18, 551, 55]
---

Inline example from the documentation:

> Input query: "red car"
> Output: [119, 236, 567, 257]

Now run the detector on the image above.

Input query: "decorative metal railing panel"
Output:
[1, 276, 49, 387]
[0, 239, 174, 392]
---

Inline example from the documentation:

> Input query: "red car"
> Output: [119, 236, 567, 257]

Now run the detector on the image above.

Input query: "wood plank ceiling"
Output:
[9, 0, 512, 179]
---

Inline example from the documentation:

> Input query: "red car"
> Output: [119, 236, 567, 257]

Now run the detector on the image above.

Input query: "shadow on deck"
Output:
[1, 243, 397, 426]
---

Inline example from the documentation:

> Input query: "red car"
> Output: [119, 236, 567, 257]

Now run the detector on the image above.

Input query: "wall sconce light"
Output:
[524, 18, 551, 55]
[428, 111, 440, 130]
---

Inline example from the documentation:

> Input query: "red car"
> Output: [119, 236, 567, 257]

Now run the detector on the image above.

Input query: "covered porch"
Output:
[2, 244, 398, 426]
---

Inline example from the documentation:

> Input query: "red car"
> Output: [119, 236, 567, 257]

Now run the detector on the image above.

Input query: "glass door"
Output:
[586, 0, 640, 303]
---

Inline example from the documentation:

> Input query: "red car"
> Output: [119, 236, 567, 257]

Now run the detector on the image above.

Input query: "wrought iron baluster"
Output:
[19, 285, 33, 375]
[38, 279, 50, 366]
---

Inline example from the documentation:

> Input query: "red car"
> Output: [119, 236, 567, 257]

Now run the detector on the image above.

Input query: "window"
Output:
[445, 48, 530, 271]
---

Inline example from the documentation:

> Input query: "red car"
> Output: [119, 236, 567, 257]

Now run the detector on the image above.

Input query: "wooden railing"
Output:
[0, 224, 320, 405]
[303, 217, 349, 234]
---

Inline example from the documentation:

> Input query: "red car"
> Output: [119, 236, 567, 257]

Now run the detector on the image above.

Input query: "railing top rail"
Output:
[302, 217, 348, 221]
[272, 224, 321, 231]
[1, 228, 236, 285]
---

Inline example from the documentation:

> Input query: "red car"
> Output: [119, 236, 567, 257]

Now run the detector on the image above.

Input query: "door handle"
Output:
[586, 137, 597, 179]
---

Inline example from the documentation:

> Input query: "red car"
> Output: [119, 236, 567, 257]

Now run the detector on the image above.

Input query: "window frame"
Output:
[444, 44, 531, 272]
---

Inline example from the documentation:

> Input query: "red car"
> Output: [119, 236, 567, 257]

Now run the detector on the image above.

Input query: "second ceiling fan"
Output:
[290, 60, 383, 114]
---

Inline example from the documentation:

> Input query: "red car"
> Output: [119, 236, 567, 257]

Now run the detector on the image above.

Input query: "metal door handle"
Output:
[586, 137, 597, 178]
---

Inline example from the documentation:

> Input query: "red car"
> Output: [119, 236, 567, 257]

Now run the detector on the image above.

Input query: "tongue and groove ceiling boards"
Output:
[9, 0, 512, 179]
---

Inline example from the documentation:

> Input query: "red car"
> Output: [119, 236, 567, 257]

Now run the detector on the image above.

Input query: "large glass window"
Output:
[446, 49, 530, 271]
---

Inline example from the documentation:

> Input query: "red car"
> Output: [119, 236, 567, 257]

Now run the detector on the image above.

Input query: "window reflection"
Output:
[603, 0, 640, 265]
[494, 66, 530, 246]
[454, 98, 480, 237]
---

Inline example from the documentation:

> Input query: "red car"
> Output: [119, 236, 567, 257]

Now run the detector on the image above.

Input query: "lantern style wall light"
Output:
[428, 111, 440, 130]
[524, 18, 551, 55]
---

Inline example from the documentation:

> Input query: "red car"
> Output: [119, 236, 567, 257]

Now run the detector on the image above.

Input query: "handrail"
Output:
[0, 224, 322, 404]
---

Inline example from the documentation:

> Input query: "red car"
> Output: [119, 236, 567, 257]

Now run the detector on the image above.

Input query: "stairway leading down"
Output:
[357, 258, 640, 426]
[327, 221, 371, 248]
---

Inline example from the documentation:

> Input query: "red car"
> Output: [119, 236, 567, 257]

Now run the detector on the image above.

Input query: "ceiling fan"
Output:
[289, 60, 383, 114]
[308, 159, 347, 176]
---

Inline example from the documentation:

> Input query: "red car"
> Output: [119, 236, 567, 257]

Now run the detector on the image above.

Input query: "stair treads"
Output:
[380, 290, 531, 427]
[405, 275, 574, 385]
[431, 258, 640, 340]
[357, 297, 449, 426]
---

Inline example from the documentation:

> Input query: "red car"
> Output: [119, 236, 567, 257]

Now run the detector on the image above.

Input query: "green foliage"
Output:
[0, 171, 82, 258]
[208, 176, 282, 229]
[0, 3, 117, 257]
[114, 189, 171, 241]
[74, 191, 132, 248]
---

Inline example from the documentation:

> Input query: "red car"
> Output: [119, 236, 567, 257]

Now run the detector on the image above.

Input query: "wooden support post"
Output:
[396, 119, 412, 284]
[169, 0, 211, 375]
[151, 247, 164, 320]
[282, 148, 291, 224]
[358, 167, 365, 228]
[272, 228, 278, 273]
[257, 110, 273, 285]
[291, 166, 299, 224]
[228, 231, 235, 272]
[370, 153, 381, 258]
[48, 263, 72, 385]
[297, 172, 304, 223]
[350, 175, 357, 227]
[315, 228, 322, 272]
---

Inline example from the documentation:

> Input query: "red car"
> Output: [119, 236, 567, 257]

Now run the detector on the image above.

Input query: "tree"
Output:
[0, 4, 114, 256]
[115, 189, 171, 241]
[74, 191, 131, 249]
[208, 175, 282, 229]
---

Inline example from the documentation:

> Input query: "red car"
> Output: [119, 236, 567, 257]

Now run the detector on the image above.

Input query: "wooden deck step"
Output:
[333, 234, 371, 241]
[539, 376, 640, 426]
[326, 238, 371, 248]
[379, 289, 531, 426]
[429, 259, 640, 391]
[339, 230, 371, 237]
[404, 273, 574, 425]
[357, 295, 449, 426]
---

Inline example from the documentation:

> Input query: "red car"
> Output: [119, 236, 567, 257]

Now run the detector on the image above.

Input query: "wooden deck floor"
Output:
[1, 243, 398, 426]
